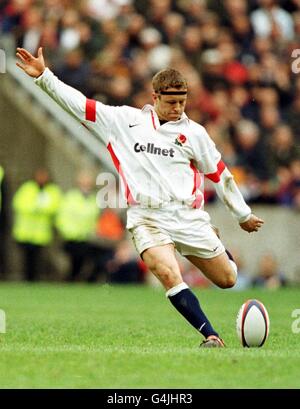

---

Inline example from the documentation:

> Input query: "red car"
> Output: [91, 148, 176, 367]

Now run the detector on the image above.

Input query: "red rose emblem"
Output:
[175, 134, 187, 146]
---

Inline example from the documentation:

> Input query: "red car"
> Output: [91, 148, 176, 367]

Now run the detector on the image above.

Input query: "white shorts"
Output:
[127, 205, 225, 259]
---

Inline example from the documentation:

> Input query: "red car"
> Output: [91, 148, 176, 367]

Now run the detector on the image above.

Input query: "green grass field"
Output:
[0, 283, 299, 389]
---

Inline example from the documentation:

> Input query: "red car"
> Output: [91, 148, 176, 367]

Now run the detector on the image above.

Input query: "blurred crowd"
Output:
[1, 0, 300, 207]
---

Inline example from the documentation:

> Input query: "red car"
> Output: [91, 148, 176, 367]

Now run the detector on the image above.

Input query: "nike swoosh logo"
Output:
[129, 124, 140, 128]
[212, 246, 219, 252]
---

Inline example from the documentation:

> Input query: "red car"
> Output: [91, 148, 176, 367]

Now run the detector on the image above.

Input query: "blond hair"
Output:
[152, 68, 187, 93]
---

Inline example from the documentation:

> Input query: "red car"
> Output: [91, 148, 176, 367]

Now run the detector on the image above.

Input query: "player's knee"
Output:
[218, 268, 237, 289]
[217, 265, 237, 289]
[151, 262, 181, 289]
[225, 274, 236, 288]
[228, 260, 238, 288]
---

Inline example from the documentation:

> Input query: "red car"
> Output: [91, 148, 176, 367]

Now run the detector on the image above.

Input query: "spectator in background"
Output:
[275, 165, 295, 206]
[232, 119, 282, 203]
[87, 207, 125, 283]
[12, 169, 61, 281]
[106, 75, 133, 106]
[266, 125, 300, 205]
[269, 124, 300, 170]
[85, 0, 133, 22]
[250, 0, 295, 41]
[107, 240, 146, 284]
[38, 21, 59, 63]
[0, 165, 8, 278]
[55, 170, 99, 282]
[222, 0, 254, 56]
[259, 104, 281, 141]
[284, 95, 300, 143]
[54, 48, 92, 97]
[138, 26, 172, 73]
[19, 5, 43, 55]
[58, 8, 81, 52]
[0, 0, 32, 37]
[292, 10, 300, 43]
[218, 37, 249, 87]
[146, 0, 172, 37]
[290, 158, 300, 210]
[200, 49, 227, 92]
[162, 12, 184, 46]
[126, 12, 146, 52]
[181, 24, 203, 73]
[234, 119, 271, 181]
[252, 252, 288, 289]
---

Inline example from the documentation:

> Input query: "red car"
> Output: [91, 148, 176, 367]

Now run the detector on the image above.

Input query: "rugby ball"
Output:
[236, 299, 270, 347]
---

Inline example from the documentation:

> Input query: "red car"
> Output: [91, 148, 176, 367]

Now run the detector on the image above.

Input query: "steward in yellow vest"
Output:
[56, 189, 99, 242]
[55, 170, 99, 281]
[0, 165, 4, 211]
[12, 169, 61, 281]
[0, 165, 6, 276]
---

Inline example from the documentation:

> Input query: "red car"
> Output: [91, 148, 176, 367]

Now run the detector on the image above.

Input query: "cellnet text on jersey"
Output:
[134, 142, 175, 158]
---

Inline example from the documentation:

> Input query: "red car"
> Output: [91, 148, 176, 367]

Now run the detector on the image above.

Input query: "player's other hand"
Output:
[16, 47, 45, 78]
[239, 214, 264, 233]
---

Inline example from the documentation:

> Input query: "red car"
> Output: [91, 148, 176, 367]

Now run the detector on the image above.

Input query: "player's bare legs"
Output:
[142, 243, 182, 289]
[142, 244, 224, 347]
[186, 252, 237, 289]
[186, 215, 265, 289]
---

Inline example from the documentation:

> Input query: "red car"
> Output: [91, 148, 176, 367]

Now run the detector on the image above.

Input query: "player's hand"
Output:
[239, 214, 264, 233]
[16, 47, 45, 78]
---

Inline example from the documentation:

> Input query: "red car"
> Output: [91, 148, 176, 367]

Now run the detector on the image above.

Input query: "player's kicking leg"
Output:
[142, 244, 225, 348]
[185, 251, 238, 347]
[210, 224, 238, 278]
[186, 252, 237, 290]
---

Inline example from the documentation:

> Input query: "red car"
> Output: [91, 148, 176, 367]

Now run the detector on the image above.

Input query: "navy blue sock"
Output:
[168, 286, 219, 338]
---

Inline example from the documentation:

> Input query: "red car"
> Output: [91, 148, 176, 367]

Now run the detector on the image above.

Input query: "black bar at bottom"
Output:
[0, 389, 299, 407]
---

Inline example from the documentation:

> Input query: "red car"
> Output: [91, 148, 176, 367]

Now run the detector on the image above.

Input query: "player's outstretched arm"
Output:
[16, 47, 45, 78]
[15, 47, 121, 146]
[239, 214, 264, 233]
[16, 46, 87, 124]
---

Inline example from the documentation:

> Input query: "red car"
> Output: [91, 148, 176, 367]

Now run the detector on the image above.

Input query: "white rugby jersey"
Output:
[35, 68, 251, 223]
